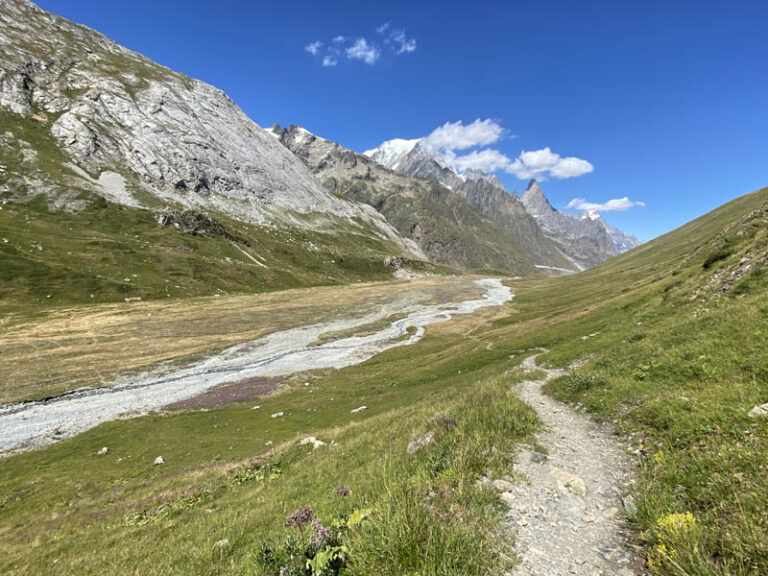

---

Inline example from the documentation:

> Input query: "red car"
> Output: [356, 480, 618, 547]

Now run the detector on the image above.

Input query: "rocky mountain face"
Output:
[366, 138, 640, 271]
[365, 140, 580, 271]
[520, 180, 639, 269]
[0, 0, 419, 253]
[0, 0, 441, 307]
[273, 124, 536, 274]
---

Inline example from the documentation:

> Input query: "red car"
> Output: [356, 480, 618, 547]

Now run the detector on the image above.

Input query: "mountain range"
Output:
[0, 0, 638, 306]
[365, 138, 640, 270]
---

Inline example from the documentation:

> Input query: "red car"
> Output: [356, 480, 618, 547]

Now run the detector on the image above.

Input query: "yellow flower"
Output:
[656, 511, 697, 537]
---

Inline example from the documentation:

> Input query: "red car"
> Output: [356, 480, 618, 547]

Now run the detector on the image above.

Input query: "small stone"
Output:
[602, 506, 620, 519]
[530, 451, 548, 463]
[97, 446, 109, 455]
[252, 405, 261, 410]
[214, 539, 230, 555]
[351, 405, 367, 414]
[406, 432, 434, 454]
[492, 479, 516, 492]
[265, 440, 273, 446]
[299, 436, 325, 449]
[748, 403, 768, 418]
[270, 411, 284, 419]
[154, 456, 165, 465]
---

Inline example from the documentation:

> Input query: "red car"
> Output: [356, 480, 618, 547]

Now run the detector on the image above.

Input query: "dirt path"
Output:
[504, 352, 641, 576]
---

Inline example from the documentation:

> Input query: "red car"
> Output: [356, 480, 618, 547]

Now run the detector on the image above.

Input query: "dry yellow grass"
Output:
[0, 275, 484, 403]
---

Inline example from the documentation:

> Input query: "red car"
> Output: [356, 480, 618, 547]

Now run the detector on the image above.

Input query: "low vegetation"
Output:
[0, 187, 766, 575]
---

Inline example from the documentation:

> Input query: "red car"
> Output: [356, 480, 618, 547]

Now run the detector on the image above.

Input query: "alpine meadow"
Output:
[1, 1, 766, 575]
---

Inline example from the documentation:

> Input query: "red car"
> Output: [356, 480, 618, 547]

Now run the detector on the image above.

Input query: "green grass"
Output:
[0, 110, 445, 311]
[0, 171, 766, 575]
[0, 316, 538, 575]
[504, 187, 768, 575]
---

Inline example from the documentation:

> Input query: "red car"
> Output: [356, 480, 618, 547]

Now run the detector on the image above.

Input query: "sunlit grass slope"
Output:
[0, 186, 765, 575]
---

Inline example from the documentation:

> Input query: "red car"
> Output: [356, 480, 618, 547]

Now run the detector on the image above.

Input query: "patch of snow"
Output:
[364, 138, 420, 171]
[535, 264, 579, 275]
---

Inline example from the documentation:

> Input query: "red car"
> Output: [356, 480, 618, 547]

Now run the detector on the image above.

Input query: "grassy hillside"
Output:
[0, 187, 766, 575]
[0, 112, 442, 310]
[496, 187, 768, 574]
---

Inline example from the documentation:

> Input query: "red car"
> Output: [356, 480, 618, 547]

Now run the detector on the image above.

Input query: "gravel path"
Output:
[504, 352, 641, 576]
[0, 278, 511, 455]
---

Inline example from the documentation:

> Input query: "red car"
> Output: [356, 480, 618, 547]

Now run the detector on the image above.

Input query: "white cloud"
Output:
[422, 119, 504, 151]
[566, 197, 645, 212]
[304, 41, 322, 56]
[346, 38, 380, 65]
[389, 28, 416, 54]
[505, 147, 593, 180]
[453, 149, 511, 172]
[307, 23, 415, 67]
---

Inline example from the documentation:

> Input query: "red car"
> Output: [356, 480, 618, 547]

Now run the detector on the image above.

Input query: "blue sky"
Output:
[37, 0, 768, 241]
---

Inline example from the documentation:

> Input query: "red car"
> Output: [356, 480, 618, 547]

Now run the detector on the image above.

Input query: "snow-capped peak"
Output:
[581, 209, 603, 222]
[363, 138, 421, 171]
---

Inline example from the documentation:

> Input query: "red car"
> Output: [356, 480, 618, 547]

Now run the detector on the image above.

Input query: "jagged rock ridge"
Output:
[273, 124, 536, 274]
[366, 138, 640, 270]
[520, 180, 640, 269]
[365, 140, 580, 271]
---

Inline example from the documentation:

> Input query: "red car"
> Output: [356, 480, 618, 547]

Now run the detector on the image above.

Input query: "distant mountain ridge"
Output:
[365, 138, 640, 269]
[0, 0, 642, 308]
[272, 124, 537, 274]
[519, 180, 640, 269]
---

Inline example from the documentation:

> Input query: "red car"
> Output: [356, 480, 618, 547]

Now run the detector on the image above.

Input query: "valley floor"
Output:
[1, 278, 510, 454]
[1, 187, 766, 576]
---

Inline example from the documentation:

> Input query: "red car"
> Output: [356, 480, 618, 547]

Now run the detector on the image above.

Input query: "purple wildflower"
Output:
[285, 506, 316, 528]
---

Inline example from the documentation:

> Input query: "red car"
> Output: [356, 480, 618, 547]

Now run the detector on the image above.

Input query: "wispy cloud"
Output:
[379, 24, 416, 54]
[305, 41, 322, 56]
[566, 197, 645, 212]
[346, 38, 380, 65]
[305, 22, 416, 67]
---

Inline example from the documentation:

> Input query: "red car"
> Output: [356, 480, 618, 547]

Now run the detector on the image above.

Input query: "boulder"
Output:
[299, 436, 326, 450]
[406, 432, 435, 454]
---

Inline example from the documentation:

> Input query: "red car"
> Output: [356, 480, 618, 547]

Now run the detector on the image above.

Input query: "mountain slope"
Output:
[365, 139, 582, 271]
[272, 124, 537, 274]
[0, 181, 764, 575]
[0, 0, 425, 305]
[519, 179, 621, 269]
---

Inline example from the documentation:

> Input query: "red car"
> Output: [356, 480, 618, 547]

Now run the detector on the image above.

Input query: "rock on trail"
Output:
[505, 352, 640, 575]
